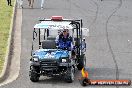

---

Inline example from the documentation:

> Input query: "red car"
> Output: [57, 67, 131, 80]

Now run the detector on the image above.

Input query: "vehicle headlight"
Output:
[33, 57, 39, 62]
[62, 59, 67, 63]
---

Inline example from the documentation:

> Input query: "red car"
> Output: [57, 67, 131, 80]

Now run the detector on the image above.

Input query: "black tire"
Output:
[77, 55, 86, 70]
[65, 66, 75, 83]
[29, 66, 40, 82]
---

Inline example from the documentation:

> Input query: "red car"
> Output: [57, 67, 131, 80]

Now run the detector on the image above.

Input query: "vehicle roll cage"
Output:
[31, 19, 83, 58]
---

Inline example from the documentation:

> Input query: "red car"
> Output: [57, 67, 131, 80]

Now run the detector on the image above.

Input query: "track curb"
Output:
[0, 0, 17, 82]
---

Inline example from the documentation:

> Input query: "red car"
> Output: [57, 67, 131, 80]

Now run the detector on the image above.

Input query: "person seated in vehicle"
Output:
[55, 29, 73, 50]
[55, 29, 76, 58]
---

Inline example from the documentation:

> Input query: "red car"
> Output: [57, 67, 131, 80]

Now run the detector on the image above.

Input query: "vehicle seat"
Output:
[41, 40, 56, 49]
[47, 36, 56, 40]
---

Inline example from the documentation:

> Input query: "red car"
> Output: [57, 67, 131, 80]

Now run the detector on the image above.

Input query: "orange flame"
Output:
[81, 67, 89, 78]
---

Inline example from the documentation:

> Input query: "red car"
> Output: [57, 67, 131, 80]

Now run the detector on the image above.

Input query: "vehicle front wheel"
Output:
[29, 66, 40, 82]
[65, 66, 75, 83]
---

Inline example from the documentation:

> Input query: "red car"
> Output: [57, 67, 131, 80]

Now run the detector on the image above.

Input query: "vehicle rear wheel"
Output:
[65, 66, 75, 83]
[29, 66, 40, 82]
[77, 55, 86, 70]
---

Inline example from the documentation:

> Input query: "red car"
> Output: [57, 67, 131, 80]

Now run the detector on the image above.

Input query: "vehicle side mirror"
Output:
[82, 28, 89, 37]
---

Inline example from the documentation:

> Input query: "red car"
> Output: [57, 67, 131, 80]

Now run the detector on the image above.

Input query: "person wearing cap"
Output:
[55, 29, 73, 50]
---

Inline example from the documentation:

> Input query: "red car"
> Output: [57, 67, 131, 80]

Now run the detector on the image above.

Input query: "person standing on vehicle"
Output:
[41, 0, 45, 9]
[55, 29, 73, 50]
[7, 0, 12, 6]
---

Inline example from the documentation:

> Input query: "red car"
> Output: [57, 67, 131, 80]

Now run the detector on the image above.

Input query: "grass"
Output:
[0, 0, 14, 74]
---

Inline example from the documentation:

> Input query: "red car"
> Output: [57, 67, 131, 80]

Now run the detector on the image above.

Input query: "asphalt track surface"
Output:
[1, 0, 132, 88]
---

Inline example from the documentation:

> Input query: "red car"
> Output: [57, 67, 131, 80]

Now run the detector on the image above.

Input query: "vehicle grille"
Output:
[40, 59, 58, 70]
